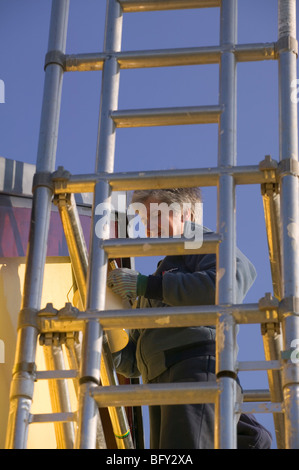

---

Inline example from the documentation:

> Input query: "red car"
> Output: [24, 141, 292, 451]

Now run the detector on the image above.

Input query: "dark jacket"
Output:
[113, 232, 256, 383]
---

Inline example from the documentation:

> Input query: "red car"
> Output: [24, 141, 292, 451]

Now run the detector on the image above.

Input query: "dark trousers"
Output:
[148, 356, 216, 449]
[147, 355, 272, 449]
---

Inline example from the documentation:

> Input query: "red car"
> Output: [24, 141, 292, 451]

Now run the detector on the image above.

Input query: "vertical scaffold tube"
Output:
[278, 0, 299, 449]
[75, 0, 123, 449]
[215, 0, 238, 449]
[5, 0, 70, 449]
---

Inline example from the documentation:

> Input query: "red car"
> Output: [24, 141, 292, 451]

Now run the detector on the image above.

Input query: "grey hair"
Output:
[131, 187, 202, 220]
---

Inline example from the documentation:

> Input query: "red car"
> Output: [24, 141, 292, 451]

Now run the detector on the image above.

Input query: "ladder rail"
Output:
[277, 0, 299, 449]
[215, 0, 238, 449]
[5, 0, 70, 449]
[75, 0, 124, 449]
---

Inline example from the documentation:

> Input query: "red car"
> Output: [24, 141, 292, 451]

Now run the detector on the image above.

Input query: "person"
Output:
[107, 187, 272, 449]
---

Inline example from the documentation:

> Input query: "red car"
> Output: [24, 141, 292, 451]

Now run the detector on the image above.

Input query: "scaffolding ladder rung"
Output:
[111, 105, 221, 128]
[116, 43, 276, 67]
[30, 412, 77, 424]
[243, 389, 271, 403]
[101, 233, 220, 258]
[91, 382, 219, 407]
[37, 302, 279, 334]
[64, 43, 276, 72]
[240, 402, 283, 415]
[52, 164, 277, 194]
[237, 360, 281, 372]
[119, 0, 221, 13]
[35, 370, 78, 380]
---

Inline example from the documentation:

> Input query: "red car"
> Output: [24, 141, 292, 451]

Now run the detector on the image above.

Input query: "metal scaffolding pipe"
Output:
[215, 0, 238, 449]
[5, 0, 70, 450]
[64, 43, 276, 72]
[111, 105, 221, 127]
[52, 163, 277, 195]
[91, 382, 219, 407]
[261, 183, 285, 448]
[119, 0, 221, 12]
[37, 302, 279, 334]
[75, 0, 123, 450]
[278, 0, 299, 449]
[101, 232, 221, 258]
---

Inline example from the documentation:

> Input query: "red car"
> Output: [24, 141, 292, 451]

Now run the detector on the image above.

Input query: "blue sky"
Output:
[1, 0, 298, 449]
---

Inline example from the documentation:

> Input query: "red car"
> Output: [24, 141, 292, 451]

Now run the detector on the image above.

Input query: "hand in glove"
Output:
[107, 268, 148, 301]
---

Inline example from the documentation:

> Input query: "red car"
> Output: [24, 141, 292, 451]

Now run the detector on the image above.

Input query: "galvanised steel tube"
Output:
[75, 0, 123, 449]
[101, 233, 221, 258]
[37, 302, 280, 333]
[119, 0, 221, 12]
[91, 382, 219, 407]
[5, 0, 70, 449]
[111, 105, 222, 128]
[52, 164, 277, 194]
[278, 0, 299, 449]
[215, 0, 238, 449]
[261, 187, 285, 448]
[64, 43, 275, 72]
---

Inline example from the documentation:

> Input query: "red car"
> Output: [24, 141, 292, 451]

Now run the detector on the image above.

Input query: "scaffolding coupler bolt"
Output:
[259, 293, 280, 335]
[52, 166, 71, 192]
[258, 292, 280, 311]
[39, 332, 67, 347]
[259, 155, 278, 184]
[58, 302, 80, 319]
[38, 303, 59, 317]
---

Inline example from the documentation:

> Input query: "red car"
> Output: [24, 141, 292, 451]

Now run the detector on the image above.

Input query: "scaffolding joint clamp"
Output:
[32, 171, 53, 194]
[277, 158, 299, 179]
[258, 292, 280, 311]
[52, 166, 71, 193]
[13, 361, 37, 378]
[17, 307, 39, 330]
[44, 50, 66, 71]
[258, 294, 280, 331]
[216, 370, 238, 381]
[260, 182, 280, 197]
[39, 332, 67, 347]
[276, 35, 298, 57]
[53, 192, 71, 207]
[261, 321, 281, 336]
[259, 155, 278, 183]
[279, 296, 299, 317]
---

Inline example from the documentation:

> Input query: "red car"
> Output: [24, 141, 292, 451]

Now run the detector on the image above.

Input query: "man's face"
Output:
[139, 197, 191, 238]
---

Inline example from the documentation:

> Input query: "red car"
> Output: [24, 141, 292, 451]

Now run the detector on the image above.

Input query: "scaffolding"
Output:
[4, 0, 299, 449]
